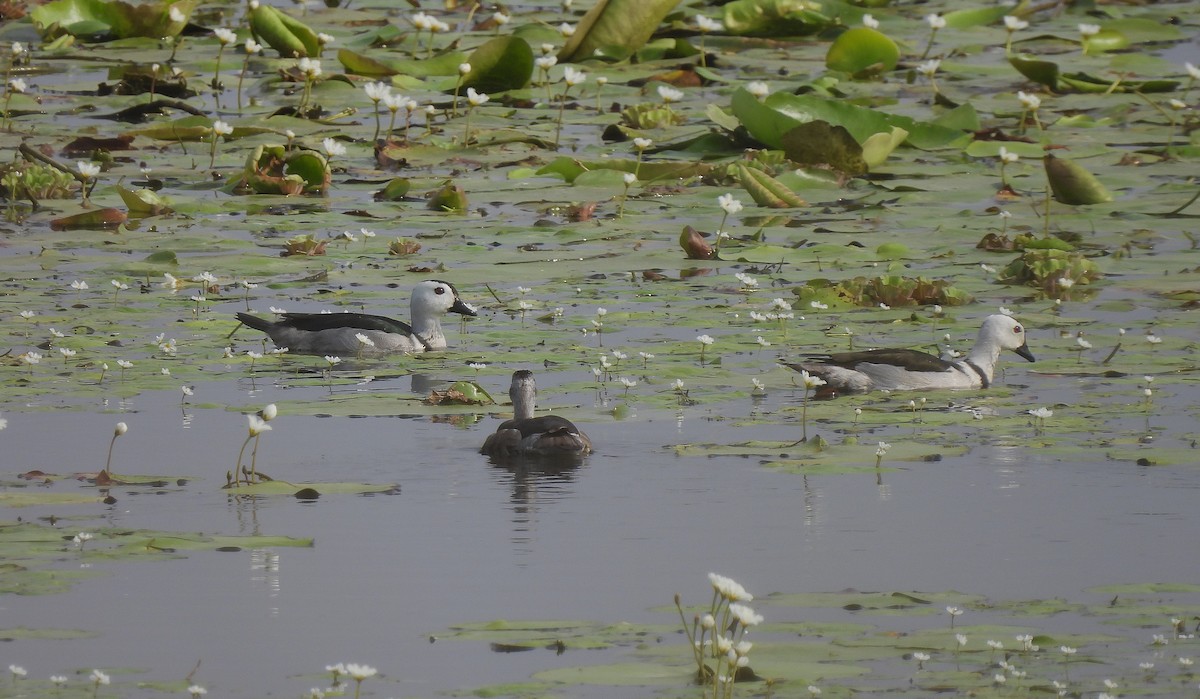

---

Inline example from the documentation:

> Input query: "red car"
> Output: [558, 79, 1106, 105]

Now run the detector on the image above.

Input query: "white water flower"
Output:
[696, 15, 722, 33]
[697, 334, 715, 346]
[798, 370, 826, 390]
[917, 59, 940, 77]
[729, 602, 764, 626]
[1017, 90, 1041, 110]
[998, 146, 1018, 163]
[718, 192, 743, 215]
[926, 13, 946, 29]
[345, 664, 377, 681]
[1004, 15, 1029, 31]
[558, 23, 576, 37]
[355, 333, 375, 348]
[8, 77, 26, 93]
[563, 66, 586, 87]
[466, 88, 489, 106]
[247, 414, 271, 436]
[213, 27, 236, 45]
[90, 670, 110, 686]
[323, 138, 346, 157]
[862, 14, 879, 29]
[1078, 23, 1101, 38]
[747, 80, 769, 98]
[492, 12, 510, 25]
[657, 85, 684, 103]
[1028, 407, 1053, 419]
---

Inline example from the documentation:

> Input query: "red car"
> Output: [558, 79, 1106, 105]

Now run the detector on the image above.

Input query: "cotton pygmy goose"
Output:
[236, 280, 476, 355]
[786, 314, 1035, 395]
[481, 370, 592, 457]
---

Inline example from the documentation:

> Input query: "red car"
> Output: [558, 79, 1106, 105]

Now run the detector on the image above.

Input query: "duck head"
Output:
[981, 314, 1035, 362]
[413, 280, 477, 318]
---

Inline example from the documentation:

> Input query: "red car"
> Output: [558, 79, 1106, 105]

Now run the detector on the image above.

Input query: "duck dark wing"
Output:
[817, 348, 955, 373]
[278, 313, 413, 335]
[510, 415, 582, 439]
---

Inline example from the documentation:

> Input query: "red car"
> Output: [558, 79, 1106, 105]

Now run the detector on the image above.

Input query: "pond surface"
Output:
[3, 356, 1199, 697]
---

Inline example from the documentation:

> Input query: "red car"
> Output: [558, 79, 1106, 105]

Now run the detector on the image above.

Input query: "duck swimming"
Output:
[786, 314, 1035, 395]
[481, 370, 593, 457]
[235, 280, 476, 355]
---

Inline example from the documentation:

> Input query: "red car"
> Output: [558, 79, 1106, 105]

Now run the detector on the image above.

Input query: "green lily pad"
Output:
[557, 0, 680, 62]
[825, 27, 899, 77]
[461, 36, 534, 93]
[31, 0, 194, 40]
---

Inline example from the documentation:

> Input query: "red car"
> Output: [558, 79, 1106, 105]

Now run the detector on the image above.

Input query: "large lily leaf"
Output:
[31, 0, 194, 40]
[1009, 53, 1177, 93]
[722, 0, 859, 37]
[730, 88, 967, 151]
[337, 48, 467, 78]
[557, 0, 681, 62]
[461, 36, 534, 93]
[825, 27, 898, 76]
[780, 122, 868, 176]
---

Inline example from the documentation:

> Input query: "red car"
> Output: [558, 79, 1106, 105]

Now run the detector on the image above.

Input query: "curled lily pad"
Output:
[1044, 154, 1112, 205]
[780, 122, 868, 176]
[240, 145, 330, 196]
[116, 185, 172, 216]
[249, 3, 321, 58]
[461, 36, 534, 93]
[736, 163, 807, 208]
[557, 0, 680, 62]
[373, 178, 411, 201]
[49, 207, 127, 231]
[427, 181, 468, 212]
[31, 0, 194, 40]
[825, 27, 899, 77]
[721, 0, 849, 37]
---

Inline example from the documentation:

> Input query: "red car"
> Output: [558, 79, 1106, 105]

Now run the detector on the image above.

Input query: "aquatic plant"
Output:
[675, 573, 763, 698]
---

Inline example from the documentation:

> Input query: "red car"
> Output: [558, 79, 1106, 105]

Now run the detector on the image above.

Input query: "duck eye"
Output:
[434, 286, 446, 295]
[1013, 325, 1023, 334]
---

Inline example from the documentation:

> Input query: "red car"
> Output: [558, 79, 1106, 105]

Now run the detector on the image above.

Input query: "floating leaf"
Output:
[49, 207, 127, 231]
[780, 122, 868, 176]
[425, 381, 495, 405]
[240, 145, 330, 196]
[461, 36, 534, 93]
[557, 0, 680, 62]
[31, 0, 194, 40]
[722, 0, 853, 37]
[825, 27, 899, 77]
[427, 181, 468, 212]
[736, 163, 807, 208]
[998, 248, 1102, 291]
[1044, 154, 1112, 205]
[679, 225, 714, 260]
[116, 185, 172, 216]
[373, 177, 411, 201]
[249, 3, 321, 58]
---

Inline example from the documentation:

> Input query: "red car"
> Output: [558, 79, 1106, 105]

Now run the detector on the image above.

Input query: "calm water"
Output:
[2, 363, 1197, 697]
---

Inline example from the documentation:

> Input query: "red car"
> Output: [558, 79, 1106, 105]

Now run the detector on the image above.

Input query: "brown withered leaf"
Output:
[679, 225, 714, 260]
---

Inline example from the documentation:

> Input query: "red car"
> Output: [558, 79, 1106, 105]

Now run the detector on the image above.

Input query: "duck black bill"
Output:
[1015, 343, 1035, 362]
[450, 298, 478, 316]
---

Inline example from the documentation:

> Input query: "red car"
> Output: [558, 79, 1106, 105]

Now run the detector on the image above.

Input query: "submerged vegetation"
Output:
[1, 0, 1198, 695]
